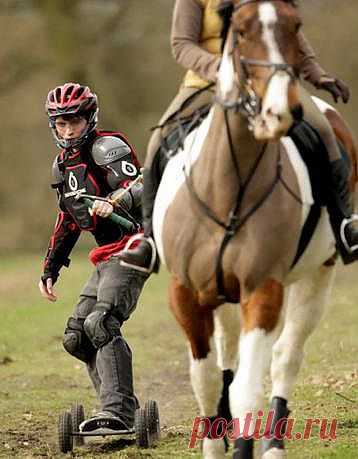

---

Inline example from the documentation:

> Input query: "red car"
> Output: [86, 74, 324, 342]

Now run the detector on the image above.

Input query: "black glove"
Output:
[315, 76, 350, 104]
[41, 256, 70, 286]
[41, 272, 59, 286]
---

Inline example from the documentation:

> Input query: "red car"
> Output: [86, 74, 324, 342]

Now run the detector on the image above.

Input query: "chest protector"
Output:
[57, 150, 111, 231]
[183, 0, 222, 89]
[52, 131, 140, 245]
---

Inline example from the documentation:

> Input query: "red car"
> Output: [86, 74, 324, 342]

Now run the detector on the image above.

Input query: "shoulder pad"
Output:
[52, 156, 64, 185]
[91, 136, 131, 166]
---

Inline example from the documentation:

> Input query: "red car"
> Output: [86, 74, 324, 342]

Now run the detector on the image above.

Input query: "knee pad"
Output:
[83, 306, 121, 349]
[63, 317, 96, 363]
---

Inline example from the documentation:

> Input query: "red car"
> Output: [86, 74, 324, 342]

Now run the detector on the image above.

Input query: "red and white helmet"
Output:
[46, 83, 98, 149]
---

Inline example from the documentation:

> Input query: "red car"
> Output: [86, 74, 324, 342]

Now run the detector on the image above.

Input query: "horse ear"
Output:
[218, 1, 234, 52]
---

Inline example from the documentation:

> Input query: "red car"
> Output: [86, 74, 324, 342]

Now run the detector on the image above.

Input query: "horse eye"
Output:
[295, 22, 302, 33]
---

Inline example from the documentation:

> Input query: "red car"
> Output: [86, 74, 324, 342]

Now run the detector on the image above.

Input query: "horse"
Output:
[152, 1, 357, 458]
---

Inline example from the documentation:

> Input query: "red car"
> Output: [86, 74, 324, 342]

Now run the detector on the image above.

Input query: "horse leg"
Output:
[263, 265, 335, 459]
[230, 279, 284, 459]
[169, 278, 226, 459]
[214, 304, 240, 424]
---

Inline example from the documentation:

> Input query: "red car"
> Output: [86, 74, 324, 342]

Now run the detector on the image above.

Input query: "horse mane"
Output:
[218, 1, 234, 51]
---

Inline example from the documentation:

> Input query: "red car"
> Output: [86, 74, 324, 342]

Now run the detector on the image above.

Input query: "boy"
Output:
[39, 82, 147, 432]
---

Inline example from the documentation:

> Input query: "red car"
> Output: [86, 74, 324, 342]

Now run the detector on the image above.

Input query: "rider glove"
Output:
[315, 76, 350, 104]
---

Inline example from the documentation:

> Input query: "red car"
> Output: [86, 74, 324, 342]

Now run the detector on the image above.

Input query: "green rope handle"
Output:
[83, 198, 135, 231]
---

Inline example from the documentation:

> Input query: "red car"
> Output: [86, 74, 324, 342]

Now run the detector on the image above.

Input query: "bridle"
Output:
[217, 0, 297, 125]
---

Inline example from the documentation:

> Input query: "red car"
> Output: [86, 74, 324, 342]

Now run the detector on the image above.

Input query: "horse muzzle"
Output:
[251, 71, 301, 141]
[252, 108, 294, 141]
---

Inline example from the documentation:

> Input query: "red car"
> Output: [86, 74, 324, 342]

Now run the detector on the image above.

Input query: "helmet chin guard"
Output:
[49, 108, 98, 150]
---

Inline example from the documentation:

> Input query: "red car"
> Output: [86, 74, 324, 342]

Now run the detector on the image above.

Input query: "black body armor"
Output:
[43, 130, 142, 281]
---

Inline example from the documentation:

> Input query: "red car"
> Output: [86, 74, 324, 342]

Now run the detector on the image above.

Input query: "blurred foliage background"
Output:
[0, 0, 358, 251]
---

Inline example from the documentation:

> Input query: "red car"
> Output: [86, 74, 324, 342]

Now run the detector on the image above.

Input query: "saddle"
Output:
[158, 104, 211, 162]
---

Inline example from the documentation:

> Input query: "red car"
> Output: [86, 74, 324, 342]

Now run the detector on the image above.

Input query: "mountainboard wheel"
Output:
[145, 400, 160, 443]
[135, 407, 149, 448]
[71, 402, 85, 446]
[58, 411, 73, 453]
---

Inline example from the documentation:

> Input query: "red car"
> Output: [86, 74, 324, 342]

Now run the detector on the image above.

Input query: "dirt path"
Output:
[0, 253, 357, 458]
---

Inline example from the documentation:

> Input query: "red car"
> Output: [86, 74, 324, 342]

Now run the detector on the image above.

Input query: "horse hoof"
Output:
[262, 447, 287, 459]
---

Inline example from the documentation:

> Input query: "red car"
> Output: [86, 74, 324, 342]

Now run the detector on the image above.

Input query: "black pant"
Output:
[69, 257, 148, 425]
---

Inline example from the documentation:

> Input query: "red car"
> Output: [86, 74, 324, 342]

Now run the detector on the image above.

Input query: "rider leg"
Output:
[119, 165, 162, 273]
[119, 87, 215, 271]
[299, 86, 358, 263]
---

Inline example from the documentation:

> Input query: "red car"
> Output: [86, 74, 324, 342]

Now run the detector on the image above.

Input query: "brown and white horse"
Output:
[152, 1, 356, 458]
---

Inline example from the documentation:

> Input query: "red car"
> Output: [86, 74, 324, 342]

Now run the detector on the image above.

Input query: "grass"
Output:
[0, 251, 357, 458]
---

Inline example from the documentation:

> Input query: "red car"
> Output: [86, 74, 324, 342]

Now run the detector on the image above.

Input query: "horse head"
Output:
[217, 0, 303, 141]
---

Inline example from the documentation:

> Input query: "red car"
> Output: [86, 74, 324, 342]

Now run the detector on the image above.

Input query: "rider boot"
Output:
[119, 167, 159, 273]
[327, 158, 358, 264]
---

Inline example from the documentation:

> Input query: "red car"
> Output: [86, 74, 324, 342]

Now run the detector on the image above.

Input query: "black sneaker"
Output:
[80, 411, 132, 433]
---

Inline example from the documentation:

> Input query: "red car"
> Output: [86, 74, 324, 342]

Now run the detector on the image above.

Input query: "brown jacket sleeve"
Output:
[298, 31, 327, 86]
[171, 0, 221, 83]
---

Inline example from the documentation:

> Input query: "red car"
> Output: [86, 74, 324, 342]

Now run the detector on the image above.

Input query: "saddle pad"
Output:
[159, 104, 211, 165]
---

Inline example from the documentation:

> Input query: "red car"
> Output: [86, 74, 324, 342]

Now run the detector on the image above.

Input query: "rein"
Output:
[184, 0, 298, 301]
[184, 121, 284, 301]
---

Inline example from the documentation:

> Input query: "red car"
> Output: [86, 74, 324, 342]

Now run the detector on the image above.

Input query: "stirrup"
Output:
[340, 215, 358, 253]
[119, 234, 157, 274]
